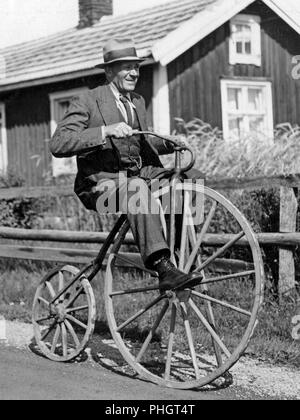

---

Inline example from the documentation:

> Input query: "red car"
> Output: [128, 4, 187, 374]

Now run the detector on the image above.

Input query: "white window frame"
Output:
[221, 79, 274, 141]
[0, 103, 8, 174]
[229, 14, 261, 66]
[49, 87, 88, 177]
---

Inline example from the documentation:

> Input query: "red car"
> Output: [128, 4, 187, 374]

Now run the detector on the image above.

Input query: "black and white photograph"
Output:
[0, 0, 299, 402]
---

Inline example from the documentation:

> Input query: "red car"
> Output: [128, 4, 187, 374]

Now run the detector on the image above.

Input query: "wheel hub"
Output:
[52, 303, 67, 322]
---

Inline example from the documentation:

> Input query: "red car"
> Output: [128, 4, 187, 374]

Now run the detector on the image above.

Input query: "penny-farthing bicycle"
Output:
[32, 132, 264, 389]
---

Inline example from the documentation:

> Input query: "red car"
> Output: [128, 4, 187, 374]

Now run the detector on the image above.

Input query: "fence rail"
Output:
[1, 226, 300, 247]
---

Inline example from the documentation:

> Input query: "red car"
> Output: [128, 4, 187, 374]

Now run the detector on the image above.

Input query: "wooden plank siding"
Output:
[167, 2, 300, 132]
[0, 65, 154, 186]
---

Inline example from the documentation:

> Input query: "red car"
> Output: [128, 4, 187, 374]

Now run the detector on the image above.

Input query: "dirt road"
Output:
[0, 344, 271, 400]
[0, 320, 298, 400]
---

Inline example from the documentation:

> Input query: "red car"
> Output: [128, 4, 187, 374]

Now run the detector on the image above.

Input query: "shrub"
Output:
[0, 171, 39, 228]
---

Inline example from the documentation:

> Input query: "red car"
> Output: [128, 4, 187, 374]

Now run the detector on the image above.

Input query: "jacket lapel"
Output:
[95, 85, 121, 126]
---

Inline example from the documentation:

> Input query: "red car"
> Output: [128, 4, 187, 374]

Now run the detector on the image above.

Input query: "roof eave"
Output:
[0, 56, 155, 93]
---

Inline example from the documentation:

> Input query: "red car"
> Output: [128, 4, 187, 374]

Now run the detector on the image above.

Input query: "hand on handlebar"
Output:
[104, 123, 133, 138]
[170, 135, 190, 151]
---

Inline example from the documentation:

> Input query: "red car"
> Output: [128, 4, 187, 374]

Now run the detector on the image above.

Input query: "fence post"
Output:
[279, 187, 298, 301]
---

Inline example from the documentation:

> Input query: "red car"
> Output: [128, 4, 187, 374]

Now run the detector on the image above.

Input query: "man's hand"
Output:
[172, 135, 190, 150]
[104, 123, 133, 138]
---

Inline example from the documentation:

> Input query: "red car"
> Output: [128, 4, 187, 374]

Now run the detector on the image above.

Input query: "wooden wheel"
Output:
[32, 265, 96, 362]
[104, 183, 264, 389]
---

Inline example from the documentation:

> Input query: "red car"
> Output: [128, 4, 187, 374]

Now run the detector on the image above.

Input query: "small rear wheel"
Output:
[32, 265, 96, 362]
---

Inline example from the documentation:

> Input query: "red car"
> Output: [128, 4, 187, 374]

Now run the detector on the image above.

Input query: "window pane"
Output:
[228, 117, 243, 138]
[228, 88, 242, 110]
[236, 24, 251, 34]
[236, 42, 243, 54]
[249, 116, 265, 133]
[248, 88, 263, 111]
[245, 42, 252, 54]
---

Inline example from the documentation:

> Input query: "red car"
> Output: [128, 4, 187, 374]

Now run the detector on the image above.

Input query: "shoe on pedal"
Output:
[154, 257, 202, 291]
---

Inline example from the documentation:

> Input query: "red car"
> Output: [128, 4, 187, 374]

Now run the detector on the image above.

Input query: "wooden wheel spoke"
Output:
[187, 225, 223, 367]
[135, 301, 169, 363]
[189, 298, 231, 358]
[109, 285, 159, 297]
[178, 191, 191, 270]
[58, 271, 64, 299]
[35, 314, 54, 323]
[184, 200, 217, 273]
[66, 305, 89, 314]
[165, 302, 177, 380]
[116, 295, 165, 333]
[61, 323, 68, 357]
[192, 290, 252, 317]
[65, 319, 81, 348]
[202, 270, 255, 285]
[168, 181, 178, 263]
[65, 314, 88, 330]
[37, 296, 50, 307]
[41, 320, 57, 341]
[195, 231, 246, 273]
[46, 281, 56, 299]
[51, 325, 61, 353]
[180, 302, 200, 380]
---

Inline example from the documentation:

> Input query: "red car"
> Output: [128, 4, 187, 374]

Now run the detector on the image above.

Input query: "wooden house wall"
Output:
[0, 65, 153, 186]
[167, 1, 300, 132]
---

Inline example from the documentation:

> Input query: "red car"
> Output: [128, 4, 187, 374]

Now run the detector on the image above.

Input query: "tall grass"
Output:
[173, 118, 300, 179]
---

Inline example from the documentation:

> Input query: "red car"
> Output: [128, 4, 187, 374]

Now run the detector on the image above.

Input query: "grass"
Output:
[1, 259, 299, 369]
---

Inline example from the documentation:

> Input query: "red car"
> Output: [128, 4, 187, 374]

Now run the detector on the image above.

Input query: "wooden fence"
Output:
[0, 174, 299, 301]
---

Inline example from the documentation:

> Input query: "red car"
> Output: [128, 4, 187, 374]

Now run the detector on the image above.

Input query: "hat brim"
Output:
[95, 56, 145, 69]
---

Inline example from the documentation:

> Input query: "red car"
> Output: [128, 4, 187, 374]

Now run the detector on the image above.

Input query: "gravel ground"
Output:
[1, 319, 299, 400]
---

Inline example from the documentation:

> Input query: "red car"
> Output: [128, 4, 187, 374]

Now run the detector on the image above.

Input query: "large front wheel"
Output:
[105, 184, 264, 389]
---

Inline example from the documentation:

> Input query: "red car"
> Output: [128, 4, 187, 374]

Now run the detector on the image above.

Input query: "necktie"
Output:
[119, 95, 133, 127]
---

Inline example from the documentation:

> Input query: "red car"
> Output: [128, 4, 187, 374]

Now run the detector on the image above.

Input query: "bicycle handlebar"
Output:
[133, 130, 195, 173]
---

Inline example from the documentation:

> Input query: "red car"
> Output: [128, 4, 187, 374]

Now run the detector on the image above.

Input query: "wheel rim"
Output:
[105, 184, 264, 389]
[32, 265, 96, 362]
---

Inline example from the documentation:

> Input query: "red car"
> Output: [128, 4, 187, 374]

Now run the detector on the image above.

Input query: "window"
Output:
[229, 14, 261, 66]
[49, 88, 88, 177]
[0, 103, 8, 174]
[221, 79, 273, 140]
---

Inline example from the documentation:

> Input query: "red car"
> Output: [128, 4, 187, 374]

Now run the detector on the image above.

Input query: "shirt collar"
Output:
[109, 82, 131, 102]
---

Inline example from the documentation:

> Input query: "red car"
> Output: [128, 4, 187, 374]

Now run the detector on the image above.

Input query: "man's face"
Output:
[107, 61, 140, 93]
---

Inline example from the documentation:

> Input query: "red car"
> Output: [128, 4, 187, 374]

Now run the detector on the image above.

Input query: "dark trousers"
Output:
[95, 165, 204, 266]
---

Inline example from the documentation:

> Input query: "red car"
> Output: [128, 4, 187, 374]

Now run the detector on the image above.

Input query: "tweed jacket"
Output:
[50, 84, 173, 209]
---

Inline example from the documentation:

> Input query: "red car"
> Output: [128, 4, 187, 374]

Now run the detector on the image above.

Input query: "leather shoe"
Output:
[154, 257, 202, 291]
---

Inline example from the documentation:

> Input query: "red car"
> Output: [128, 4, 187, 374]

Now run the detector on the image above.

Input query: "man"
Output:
[50, 38, 201, 291]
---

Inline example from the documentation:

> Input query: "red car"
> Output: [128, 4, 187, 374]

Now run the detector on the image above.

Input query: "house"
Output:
[0, 0, 300, 185]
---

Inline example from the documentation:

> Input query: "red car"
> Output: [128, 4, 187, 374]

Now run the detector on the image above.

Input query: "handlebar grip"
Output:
[135, 131, 195, 173]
